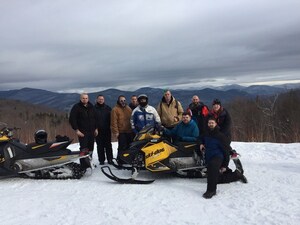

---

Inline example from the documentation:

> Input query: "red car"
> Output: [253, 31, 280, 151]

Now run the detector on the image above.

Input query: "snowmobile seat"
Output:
[26, 142, 51, 154]
[171, 141, 199, 157]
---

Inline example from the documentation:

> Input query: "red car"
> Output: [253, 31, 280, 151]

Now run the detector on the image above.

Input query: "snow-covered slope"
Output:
[1, 142, 299, 225]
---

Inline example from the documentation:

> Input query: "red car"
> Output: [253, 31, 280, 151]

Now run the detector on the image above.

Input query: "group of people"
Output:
[69, 89, 247, 199]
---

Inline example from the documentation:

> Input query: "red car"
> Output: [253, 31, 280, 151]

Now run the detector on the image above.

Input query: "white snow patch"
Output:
[1, 142, 299, 225]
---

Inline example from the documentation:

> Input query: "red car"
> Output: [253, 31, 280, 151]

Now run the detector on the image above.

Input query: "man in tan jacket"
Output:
[111, 95, 133, 164]
[157, 89, 184, 129]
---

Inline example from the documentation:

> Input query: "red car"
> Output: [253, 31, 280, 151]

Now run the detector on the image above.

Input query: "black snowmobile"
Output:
[101, 124, 244, 184]
[0, 124, 90, 179]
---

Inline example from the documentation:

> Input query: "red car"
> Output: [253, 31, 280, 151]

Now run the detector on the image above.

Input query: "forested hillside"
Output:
[228, 89, 300, 142]
[0, 99, 76, 143]
[1, 89, 299, 144]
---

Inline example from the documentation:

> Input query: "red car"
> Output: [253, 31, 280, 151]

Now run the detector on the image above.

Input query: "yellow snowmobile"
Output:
[101, 124, 244, 184]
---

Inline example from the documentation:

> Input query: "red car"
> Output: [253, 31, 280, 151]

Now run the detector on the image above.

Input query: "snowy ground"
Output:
[1, 142, 299, 225]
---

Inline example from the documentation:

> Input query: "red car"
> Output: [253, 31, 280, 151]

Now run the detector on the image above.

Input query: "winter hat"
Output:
[212, 98, 221, 105]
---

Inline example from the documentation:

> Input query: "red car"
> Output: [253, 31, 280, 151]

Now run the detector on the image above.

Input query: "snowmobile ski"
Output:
[101, 166, 155, 184]
[110, 158, 134, 170]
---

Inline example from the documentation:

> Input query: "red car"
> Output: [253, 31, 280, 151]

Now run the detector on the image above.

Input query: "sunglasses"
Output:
[119, 99, 126, 102]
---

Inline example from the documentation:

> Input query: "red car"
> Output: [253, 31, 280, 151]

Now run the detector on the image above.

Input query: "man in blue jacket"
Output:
[200, 117, 247, 199]
[131, 94, 161, 134]
[164, 112, 199, 143]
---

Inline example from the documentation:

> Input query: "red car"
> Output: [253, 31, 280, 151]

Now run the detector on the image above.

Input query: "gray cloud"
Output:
[0, 0, 300, 92]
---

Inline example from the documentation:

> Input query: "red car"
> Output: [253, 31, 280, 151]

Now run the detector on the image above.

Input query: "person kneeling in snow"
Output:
[200, 117, 247, 199]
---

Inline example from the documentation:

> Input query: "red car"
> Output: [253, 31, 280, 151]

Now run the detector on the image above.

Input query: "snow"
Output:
[1, 142, 300, 225]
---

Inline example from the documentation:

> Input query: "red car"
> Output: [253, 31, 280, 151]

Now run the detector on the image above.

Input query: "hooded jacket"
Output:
[157, 96, 184, 128]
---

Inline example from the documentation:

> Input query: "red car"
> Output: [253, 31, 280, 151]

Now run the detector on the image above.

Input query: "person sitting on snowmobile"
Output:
[131, 94, 161, 134]
[163, 112, 199, 144]
[200, 117, 247, 199]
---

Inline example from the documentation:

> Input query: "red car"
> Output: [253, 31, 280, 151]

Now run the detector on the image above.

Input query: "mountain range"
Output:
[0, 83, 299, 112]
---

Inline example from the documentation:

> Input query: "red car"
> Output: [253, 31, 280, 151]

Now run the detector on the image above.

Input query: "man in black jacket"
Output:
[69, 93, 98, 169]
[94, 95, 113, 165]
[200, 117, 247, 199]
[187, 95, 209, 135]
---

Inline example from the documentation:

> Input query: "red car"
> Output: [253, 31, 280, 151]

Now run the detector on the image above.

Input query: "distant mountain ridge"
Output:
[0, 83, 299, 111]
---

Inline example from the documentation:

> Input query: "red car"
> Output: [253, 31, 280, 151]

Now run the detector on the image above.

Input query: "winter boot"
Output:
[202, 190, 216, 199]
[235, 170, 248, 183]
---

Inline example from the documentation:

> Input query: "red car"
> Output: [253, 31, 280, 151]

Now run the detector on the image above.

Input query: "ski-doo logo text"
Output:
[145, 148, 164, 159]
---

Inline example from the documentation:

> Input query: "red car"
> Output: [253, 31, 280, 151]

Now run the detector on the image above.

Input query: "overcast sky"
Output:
[1, 0, 300, 92]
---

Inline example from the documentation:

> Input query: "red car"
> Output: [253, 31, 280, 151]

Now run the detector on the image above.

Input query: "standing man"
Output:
[209, 99, 232, 141]
[94, 95, 113, 165]
[200, 117, 247, 199]
[187, 95, 209, 135]
[131, 94, 161, 134]
[157, 89, 184, 129]
[69, 93, 98, 170]
[129, 95, 138, 110]
[111, 95, 133, 164]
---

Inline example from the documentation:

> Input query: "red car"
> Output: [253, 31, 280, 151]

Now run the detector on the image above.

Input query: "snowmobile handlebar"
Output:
[0, 127, 20, 138]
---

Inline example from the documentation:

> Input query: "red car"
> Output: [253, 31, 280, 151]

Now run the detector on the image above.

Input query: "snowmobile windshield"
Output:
[134, 124, 156, 141]
[139, 124, 154, 135]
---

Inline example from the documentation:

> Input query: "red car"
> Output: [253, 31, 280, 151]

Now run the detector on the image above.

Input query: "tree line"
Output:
[1, 89, 299, 144]
[228, 89, 300, 143]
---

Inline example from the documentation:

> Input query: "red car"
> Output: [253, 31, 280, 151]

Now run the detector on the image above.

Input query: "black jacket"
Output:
[188, 102, 209, 134]
[209, 107, 232, 140]
[94, 103, 112, 131]
[69, 101, 97, 133]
